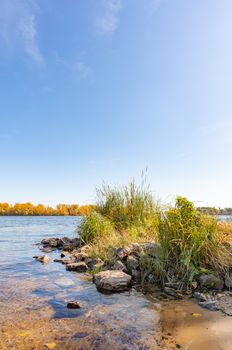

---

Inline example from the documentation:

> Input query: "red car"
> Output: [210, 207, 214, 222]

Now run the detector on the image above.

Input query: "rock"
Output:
[126, 255, 140, 272]
[128, 243, 141, 256]
[55, 277, 75, 287]
[93, 270, 132, 293]
[142, 242, 160, 257]
[57, 237, 72, 248]
[111, 260, 128, 272]
[62, 258, 76, 265]
[86, 257, 104, 270]
[73, 252, 89, 262]
[67, 301, 81, 309]
[194, 292, 211, 303]
[41, 238, 59, 248]
[115, 247, 131, 260]
[41, 237, 83, 251]
[116, 243, 141, 261]
[131, 269, 141, 281]
[54, 258, 64, 263]
[164, 281, 180, 290]
[164, 287, 183, 299]
[62, 238, 83, 251]
[61, 251, 70, 258]
[225, 272, 232, 288]
[66, 262, 88, 272]
[41, 247, 54, 253]
[33, 255, 51, 264]
[199, 274, 224, 291]
[199, 301, 218, 311]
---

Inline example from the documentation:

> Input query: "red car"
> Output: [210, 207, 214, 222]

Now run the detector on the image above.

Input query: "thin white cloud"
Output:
[0, 0, 43, 64]
[145, 0, 164, 15]
[73, 61, 93, 79]
[96, 0, 122, 34]
[55, 55, 93, 81]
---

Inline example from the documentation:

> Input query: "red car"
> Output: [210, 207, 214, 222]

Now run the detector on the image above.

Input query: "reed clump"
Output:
[80, 180, 159, 261]
[79, 180, 232, 287]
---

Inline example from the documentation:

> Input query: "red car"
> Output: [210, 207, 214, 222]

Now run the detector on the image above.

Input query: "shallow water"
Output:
[0, 217, 161, 349]
[0, 216, 232, 350]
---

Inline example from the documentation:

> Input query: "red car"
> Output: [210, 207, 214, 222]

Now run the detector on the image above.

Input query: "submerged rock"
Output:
[67, 301, 81, 309]
[199, 274, 224, 291]
[164, 286, 183, 299]
[33, 255, 51, 264]
[93, 270, 132, 293]
[41, 247, 54, 253]
[66, 262, 88, 272]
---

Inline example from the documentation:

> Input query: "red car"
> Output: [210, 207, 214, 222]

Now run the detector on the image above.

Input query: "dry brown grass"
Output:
[218, 221, 232, 244]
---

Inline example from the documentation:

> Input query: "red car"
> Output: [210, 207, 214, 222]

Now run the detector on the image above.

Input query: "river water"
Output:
[0, 216, 232, 350]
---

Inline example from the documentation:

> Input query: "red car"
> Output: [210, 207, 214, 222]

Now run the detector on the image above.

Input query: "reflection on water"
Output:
[0, 217, 161, 349]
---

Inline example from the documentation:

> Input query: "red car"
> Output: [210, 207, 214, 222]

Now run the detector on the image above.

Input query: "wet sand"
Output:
[1, 273, 232, 350]
[161, 299, 232, 350]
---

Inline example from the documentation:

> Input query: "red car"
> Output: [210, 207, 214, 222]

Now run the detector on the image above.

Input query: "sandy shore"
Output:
[161, 298, 232, 350]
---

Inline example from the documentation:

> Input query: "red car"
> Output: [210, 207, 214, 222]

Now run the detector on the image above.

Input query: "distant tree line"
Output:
[0, 202, 95, 216]
[197, 207, 232, 216]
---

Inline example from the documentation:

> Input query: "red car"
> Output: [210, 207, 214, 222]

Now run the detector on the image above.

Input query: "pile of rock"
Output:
[41, 236, 83, 252]
[36, 237, 232, 298]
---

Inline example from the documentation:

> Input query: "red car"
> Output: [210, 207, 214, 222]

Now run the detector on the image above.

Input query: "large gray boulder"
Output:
[93, 270, 132, 293]
[199, 274, 224, 291]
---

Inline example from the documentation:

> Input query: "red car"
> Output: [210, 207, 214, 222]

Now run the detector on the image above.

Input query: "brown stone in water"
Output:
[67, 301, 81, 309]
[66, 262, 88, 272]
[33, 255, 51, 264]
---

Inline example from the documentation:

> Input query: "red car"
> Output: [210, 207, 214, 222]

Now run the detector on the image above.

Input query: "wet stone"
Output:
[199, 274, 224, 291]
[67, 301, 81, 309]
[93, 270, 132, 293]
[33, 255, 51, 264]
[66, 262, 88, 272]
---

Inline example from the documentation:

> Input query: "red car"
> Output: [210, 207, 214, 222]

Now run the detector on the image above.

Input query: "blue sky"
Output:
[0, 0, 231, 207]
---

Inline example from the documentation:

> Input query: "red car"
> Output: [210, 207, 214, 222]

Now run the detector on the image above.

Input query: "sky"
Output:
[0, 0, 231, 207]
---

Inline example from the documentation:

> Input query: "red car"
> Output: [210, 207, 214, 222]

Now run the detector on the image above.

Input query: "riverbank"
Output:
[1, 215, 232, 349]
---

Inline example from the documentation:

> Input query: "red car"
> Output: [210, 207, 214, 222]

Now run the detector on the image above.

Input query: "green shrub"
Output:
[154, 196, 231, 288]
